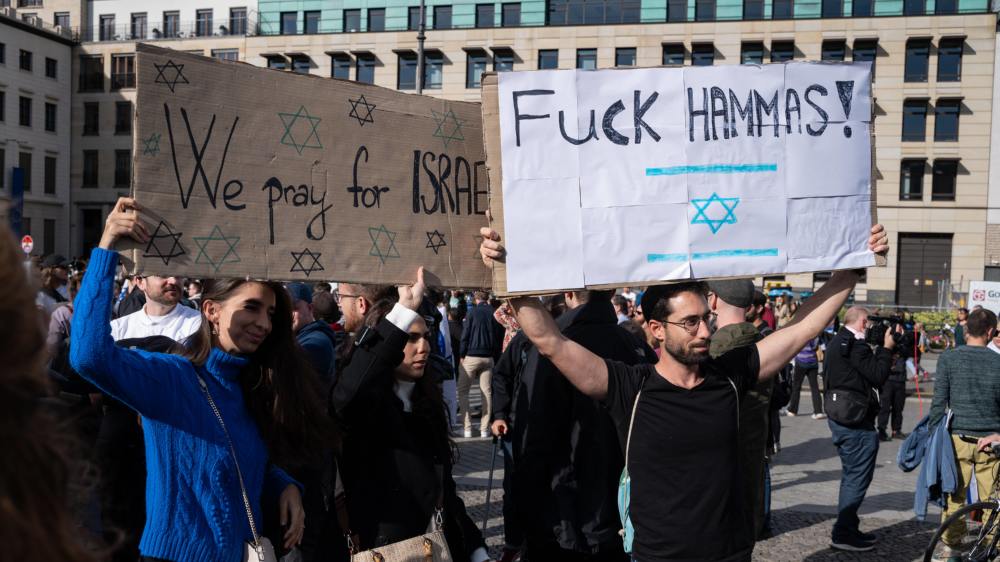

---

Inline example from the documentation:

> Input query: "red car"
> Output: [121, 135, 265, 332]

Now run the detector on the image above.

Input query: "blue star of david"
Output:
[192, 225, 241, 273]
[431, 108, 465, 148]
[278, 105, 323, 155]
[690, 193, 740, 234]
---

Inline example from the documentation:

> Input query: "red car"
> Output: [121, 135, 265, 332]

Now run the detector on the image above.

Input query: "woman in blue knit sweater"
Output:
[71, 198, 332, 562]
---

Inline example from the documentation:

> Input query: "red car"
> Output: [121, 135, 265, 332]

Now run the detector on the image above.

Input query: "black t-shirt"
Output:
[604, 345, 761, 561]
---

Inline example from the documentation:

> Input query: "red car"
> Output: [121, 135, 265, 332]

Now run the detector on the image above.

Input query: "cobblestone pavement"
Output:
[451, 390, 942, 560]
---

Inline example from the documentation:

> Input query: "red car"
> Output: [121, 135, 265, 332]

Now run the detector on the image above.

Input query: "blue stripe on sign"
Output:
[645, 163, 779, 176]
[692, 248, 780, 260]
[647, 253, 688, 263]
[647, 248, 780, 263]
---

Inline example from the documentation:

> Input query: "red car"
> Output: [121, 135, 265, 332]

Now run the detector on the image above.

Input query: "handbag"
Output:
[337, 465, 453, 562]
[196, 371, 279, 562]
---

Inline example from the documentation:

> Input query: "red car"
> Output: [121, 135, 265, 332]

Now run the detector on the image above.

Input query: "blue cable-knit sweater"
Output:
[70, 247, 299, 562]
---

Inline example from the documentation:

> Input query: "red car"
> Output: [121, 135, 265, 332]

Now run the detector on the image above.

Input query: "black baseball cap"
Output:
[707, 279, 755, 309]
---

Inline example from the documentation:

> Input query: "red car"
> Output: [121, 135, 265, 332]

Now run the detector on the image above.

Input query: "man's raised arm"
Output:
[509, 296, 609, 400]
[756, 270, 860, 378]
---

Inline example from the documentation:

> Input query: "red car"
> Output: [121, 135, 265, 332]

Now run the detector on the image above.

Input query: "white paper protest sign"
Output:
[488, 62, 876, 293]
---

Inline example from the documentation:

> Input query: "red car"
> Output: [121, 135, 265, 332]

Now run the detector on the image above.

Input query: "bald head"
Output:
[843, 306, 870, 331]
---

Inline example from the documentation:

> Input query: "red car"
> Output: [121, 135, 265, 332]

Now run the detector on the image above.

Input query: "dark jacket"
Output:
[491, 300, 656, 553]
[460, 302, 503, 359]
[823, 326, 892, 427]
[331, 317, 485, 561]
[297, 320, 338, 390]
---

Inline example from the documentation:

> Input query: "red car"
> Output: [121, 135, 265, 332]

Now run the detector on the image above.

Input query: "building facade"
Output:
[0, 0, 992, 304]
[245, 2, 997, 306]
[0, 12, 74, 257]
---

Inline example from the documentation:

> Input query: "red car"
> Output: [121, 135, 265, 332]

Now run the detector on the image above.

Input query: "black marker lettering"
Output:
[633, 90, 661, 144]
[558, 110, 598, 145]
[804, 84, 829, 136]
[687, 87, 709, 142]
[602, 100, 629, 145]
[512, 90, 554, 147]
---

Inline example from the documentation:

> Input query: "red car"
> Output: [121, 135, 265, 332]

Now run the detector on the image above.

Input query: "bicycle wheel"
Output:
[925, 501, 1000, 561]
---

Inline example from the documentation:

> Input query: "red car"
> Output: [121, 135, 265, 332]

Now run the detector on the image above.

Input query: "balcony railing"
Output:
[81, 15, 260, 42]
[111, 72, 136, 90]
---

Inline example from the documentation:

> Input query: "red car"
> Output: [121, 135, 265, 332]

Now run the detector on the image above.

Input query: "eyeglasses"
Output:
[662, 312, 717, 335]
[335, 292, 360, 304]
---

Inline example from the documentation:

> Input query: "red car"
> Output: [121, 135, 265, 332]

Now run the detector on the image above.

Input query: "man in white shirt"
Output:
[110, 275, 201, 342]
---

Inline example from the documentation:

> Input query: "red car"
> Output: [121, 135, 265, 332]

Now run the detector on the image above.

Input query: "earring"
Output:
[211, 324, 218, 336]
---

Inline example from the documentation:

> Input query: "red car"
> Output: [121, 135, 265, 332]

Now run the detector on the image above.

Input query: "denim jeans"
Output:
[828, 419, 879, 539]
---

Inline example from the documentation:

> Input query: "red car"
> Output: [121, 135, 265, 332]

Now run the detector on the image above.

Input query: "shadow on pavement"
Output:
[800, 518, 934, 561]
[771, 468, 844, 492]
[776, 436, 837, 465]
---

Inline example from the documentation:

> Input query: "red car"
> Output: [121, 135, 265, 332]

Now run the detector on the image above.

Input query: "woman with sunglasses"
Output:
[331, 272, 490, 562]
[70, 198, 332, 562]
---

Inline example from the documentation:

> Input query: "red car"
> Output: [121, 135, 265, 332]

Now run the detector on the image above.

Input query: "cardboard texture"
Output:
[482, 66, 882, 297]
[128, 44, 491, 288]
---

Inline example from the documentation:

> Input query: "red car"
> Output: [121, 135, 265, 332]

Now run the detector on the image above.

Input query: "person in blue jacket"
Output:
[71, 197, 332, 562]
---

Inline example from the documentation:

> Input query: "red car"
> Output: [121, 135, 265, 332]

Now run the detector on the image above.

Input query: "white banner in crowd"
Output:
[969, 281, 1000, 314]
[495, 62, 876, 293]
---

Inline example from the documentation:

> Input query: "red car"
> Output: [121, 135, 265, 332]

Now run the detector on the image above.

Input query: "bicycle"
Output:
[924, 441, 1000, 561]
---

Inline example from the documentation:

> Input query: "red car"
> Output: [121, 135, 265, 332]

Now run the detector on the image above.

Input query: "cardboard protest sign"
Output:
[126, 44, 491, 288]
[482, 63, 880, 295]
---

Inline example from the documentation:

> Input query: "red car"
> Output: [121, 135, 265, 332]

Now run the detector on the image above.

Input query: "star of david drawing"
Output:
[142, 221, 185, 265]
[278, 105, 323, 155]
[290, 248, 324, 277]
[431, 108, 466, 148]
[348, 95, 376, 127]
[690, 192, 740, 234]
[368, 225, 401, 264]
[425, 230, 447, 255]
[153, 60, 189, 93]
[142, 133, 162, 156]
[192, 225, 241, 273]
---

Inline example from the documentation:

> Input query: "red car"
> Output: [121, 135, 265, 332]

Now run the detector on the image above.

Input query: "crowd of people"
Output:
[21, 196, 1000, 562]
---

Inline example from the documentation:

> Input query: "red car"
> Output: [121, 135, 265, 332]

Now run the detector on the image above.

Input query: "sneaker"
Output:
[857, 530, 877, 543]
[811, 413, 827, 420]
[878, 429, 891, 442]
[831, 535, 875, 552]
[481, 430, 491, 439]
[893, 431, 908, 440]
[463, 429, 473, 438]
[784, 410, 796, 417]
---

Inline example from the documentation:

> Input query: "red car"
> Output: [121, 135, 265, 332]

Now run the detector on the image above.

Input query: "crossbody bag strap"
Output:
[196, 370, 265, 558]
[624, 385, 644, 471]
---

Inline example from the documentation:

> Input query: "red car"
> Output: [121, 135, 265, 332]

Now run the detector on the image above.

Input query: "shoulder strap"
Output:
[624, 384, 644, 471]
[195, 370, 265, 557]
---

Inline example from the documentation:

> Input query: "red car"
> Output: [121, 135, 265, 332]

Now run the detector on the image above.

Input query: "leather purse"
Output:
[337, 466, 453, 562]
[196, 370, 279, 562]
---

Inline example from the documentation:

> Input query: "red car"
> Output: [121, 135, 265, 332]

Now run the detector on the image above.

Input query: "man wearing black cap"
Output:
[287, 282, 338, 390]
[36, 254, 70, 313]
[707, 280, 774, 542]
[478, 224, 890, 561]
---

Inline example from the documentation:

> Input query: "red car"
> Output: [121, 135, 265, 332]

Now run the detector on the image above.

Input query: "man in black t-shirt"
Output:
[477, 226, 890, 561]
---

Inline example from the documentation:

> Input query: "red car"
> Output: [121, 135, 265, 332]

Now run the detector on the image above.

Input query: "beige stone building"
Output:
[2, 0, 994, 305]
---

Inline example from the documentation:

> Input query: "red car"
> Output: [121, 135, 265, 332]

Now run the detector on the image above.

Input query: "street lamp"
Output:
[417, 0, 426, 94]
